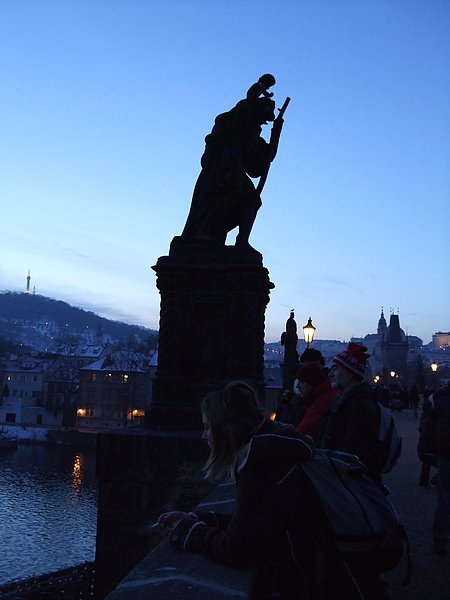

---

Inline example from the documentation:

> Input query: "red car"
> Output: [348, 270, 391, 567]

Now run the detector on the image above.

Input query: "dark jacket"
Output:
[275, 389, 303, 427]
[317, 381, 382, 484]
[418, 387, 450, 462]
[435, 387, 450, 460]
[172, 419, 373, 600]
[417, 396, 438, 462]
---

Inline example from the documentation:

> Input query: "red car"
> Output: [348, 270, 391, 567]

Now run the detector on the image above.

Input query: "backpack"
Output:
[377, 403, 402, 473]
[298, 449, 411, 582]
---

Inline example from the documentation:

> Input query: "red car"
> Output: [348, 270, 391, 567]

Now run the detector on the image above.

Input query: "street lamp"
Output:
[390, 370, 396, 379]
[302, 317, 316, 348]
[430, 360, 439, 391]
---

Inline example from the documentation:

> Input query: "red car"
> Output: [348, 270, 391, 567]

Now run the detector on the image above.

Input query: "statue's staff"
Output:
[256, 96, 291, 195]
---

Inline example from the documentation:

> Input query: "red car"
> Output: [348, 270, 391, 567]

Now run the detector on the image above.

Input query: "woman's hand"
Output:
[157, 511, 198, 530]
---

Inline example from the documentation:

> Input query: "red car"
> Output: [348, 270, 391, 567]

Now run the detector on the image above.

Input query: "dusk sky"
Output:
[1, 1, 449, 344]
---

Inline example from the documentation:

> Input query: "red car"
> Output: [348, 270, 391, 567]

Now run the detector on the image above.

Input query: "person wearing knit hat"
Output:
[295, 363, 338, 442]
[317, 342, 385, 489]
[332, 342, 370, 381]
[292, 348, 327, 398]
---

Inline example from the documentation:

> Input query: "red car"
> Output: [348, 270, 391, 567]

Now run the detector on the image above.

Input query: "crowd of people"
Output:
[152, 342, 449, 600]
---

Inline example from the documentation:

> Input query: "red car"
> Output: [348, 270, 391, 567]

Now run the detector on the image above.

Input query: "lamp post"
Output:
[302, 317, 316, 348]
[430, 360, 439, 391]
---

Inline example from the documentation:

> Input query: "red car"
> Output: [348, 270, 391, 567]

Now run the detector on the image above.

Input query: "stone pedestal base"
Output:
[149, 238, 274, 430]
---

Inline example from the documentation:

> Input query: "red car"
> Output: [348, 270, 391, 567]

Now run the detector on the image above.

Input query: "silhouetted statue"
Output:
[281, 310, 299, 366]
[181, 74, 289, 253]
[246, 73, 276, 100]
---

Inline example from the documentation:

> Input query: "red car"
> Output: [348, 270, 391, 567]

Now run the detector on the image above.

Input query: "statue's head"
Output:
[253, 97, 276, 124]
[258, 73, 276, 89]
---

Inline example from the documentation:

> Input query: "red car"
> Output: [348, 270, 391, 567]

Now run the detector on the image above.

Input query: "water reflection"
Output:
[0, 444, 98, 586]
[72, 454, 83, 496]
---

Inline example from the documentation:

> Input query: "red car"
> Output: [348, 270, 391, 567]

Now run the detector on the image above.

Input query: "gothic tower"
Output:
[385, 312, 408, 380]
[373, 308, 387, 375]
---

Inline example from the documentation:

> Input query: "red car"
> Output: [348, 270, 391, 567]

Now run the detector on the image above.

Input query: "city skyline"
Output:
[1, 2, 449, 344]
[5, 281, 440, 347]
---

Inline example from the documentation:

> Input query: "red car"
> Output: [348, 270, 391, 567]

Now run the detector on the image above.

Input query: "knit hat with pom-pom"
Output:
[333, 342, 370, 380]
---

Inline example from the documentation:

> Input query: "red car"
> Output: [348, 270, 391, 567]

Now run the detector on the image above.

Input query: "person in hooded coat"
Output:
[157, 381, 391, 600]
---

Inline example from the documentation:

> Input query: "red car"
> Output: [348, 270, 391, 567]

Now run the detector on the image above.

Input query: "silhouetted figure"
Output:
[158, 381, 391, 599]
[317, 343, 385, 489]
[281, 310, 298, 366]
[275, 388, 303, 427]
[417, 384, 450, 555]
[279, 310, 300, 404]
[296, 363, 338, 442]
[376, 385, 391, 408]
[298, 347, 325, 367]
[293, 347, 329, 395]
[246, 73, 276, 99]
[418, 393, 439, 486]
[181, 75, 286, 253]
[409, 384, 420, 418]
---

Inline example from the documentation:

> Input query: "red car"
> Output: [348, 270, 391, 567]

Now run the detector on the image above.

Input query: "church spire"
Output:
[377, 307, 387, 335]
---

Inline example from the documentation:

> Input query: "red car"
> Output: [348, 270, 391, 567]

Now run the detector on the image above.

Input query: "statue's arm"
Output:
[267, 116, 284, 162]
[267, 97, 290, 162]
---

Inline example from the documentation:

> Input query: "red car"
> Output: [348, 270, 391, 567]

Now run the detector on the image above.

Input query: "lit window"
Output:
[131, 409, 145, 418]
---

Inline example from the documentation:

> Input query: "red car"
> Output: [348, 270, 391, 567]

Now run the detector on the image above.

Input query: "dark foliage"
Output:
[0, 292, 158, 347]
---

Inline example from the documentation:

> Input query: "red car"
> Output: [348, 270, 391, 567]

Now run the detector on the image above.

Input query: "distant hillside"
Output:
[0, 292, 158, 346]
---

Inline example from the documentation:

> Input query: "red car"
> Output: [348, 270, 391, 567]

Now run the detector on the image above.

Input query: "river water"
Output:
[0, 444, 98, 586]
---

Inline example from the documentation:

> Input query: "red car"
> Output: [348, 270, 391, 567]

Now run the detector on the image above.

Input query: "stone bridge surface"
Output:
[106, 410, 449, 600]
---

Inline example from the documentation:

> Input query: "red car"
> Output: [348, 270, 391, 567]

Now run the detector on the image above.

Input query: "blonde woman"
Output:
[158, 381, 390, 600]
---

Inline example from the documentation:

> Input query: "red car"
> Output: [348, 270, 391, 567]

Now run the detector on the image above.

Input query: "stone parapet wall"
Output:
[105, 482, 251, 600]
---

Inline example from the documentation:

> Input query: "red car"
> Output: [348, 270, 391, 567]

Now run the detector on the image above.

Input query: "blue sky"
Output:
[1, 0, 449, 344]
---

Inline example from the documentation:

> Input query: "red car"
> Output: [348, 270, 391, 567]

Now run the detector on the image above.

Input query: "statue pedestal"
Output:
[148, 237, 274, 430]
